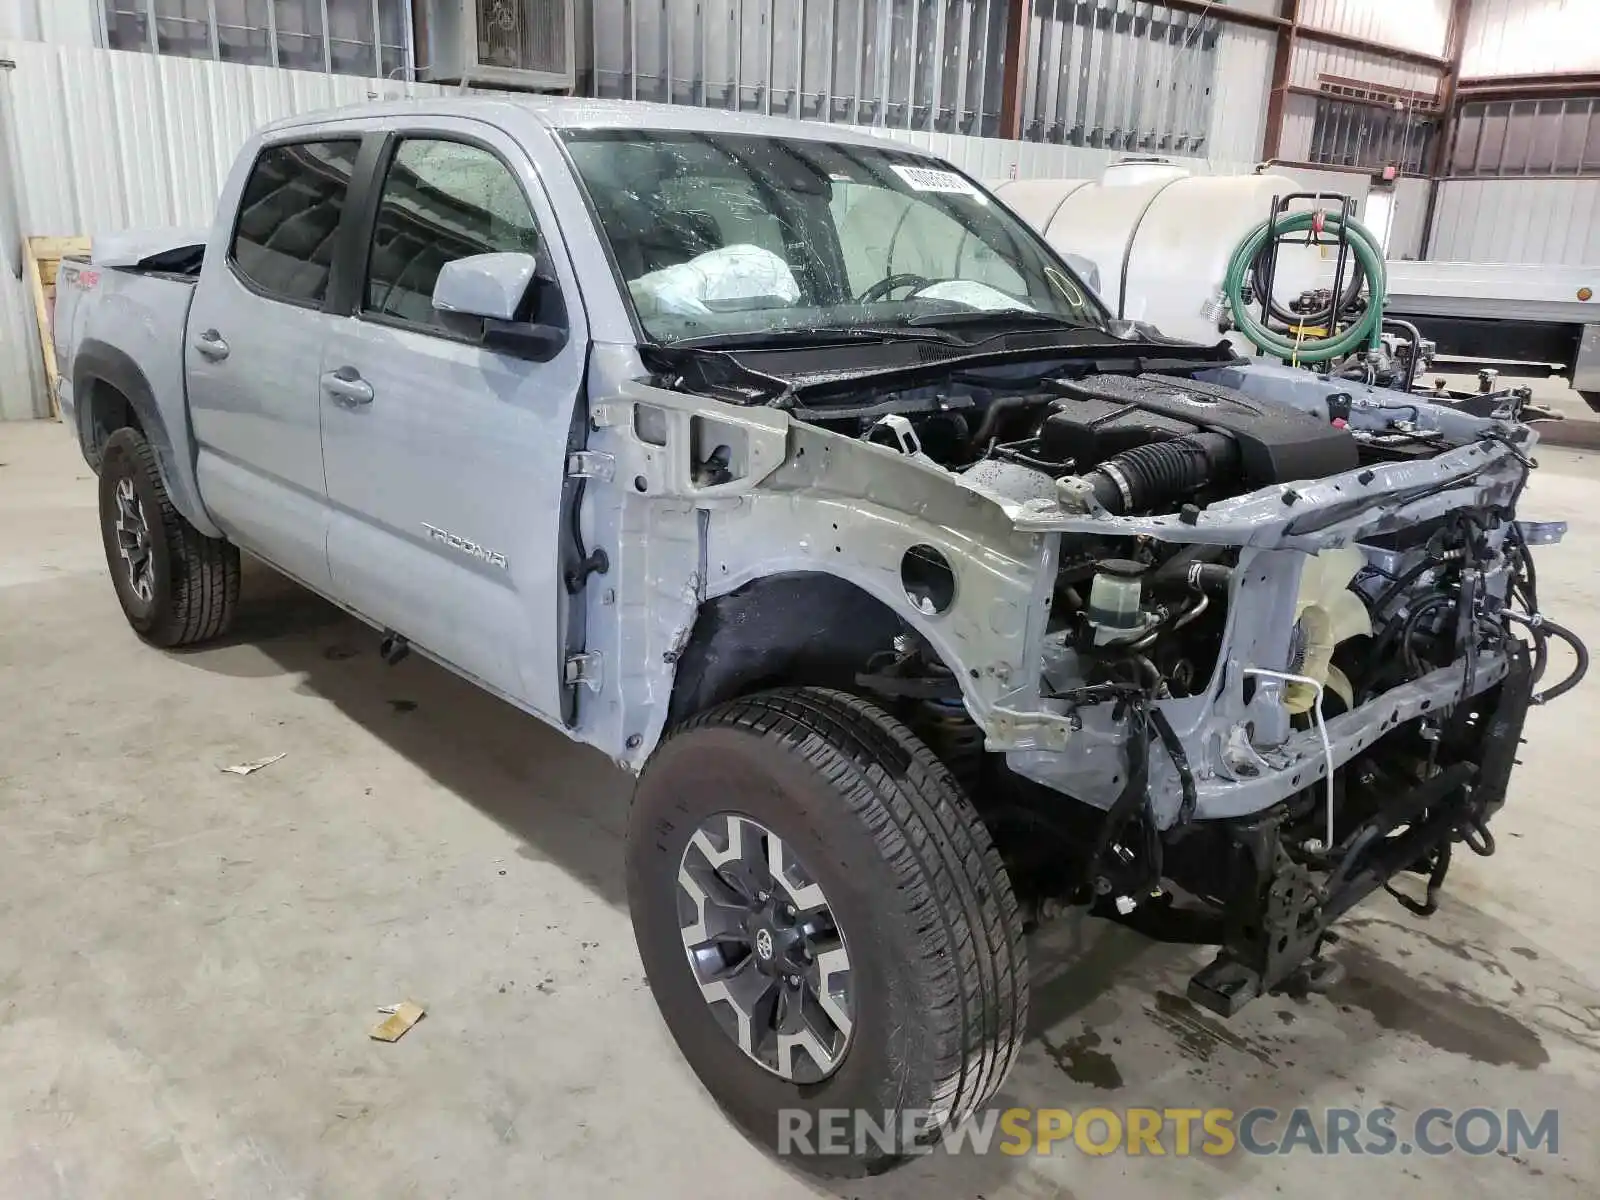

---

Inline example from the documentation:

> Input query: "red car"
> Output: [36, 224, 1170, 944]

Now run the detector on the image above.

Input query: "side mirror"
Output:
[432, 251, 568, 361]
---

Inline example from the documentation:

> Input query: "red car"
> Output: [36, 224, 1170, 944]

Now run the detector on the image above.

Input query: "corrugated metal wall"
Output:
[1017, 1, 1220, 153]
[1289, 39, 1442, 97]
[0, 39, 451, 420]
[1210, 19, 1274, 164]
[587, 0, 1009, 133]
[1276, 37, 1444, 166]
[1429, 177, 1600, 264]
[1389, 174, 1432, 259]
[1299, 0, 1452, 59]
[582, 0, 1257, 153]
[0, 30, 1269, 420]
[0, 0, 100, 45]
[1440, 2, 1600, 264]
[1462, 0, 1600, 78]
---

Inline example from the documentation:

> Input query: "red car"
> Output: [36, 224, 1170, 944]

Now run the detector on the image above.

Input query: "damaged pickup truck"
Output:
[54, 98, 1587, 1175]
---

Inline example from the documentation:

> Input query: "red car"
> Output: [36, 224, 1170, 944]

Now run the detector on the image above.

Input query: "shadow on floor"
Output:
[178, 559, 1159, 993]
[179, 559, 635, 910]
[176, 562, 1233, 1200]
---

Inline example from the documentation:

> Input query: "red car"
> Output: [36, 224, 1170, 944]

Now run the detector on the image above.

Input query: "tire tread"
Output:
[667, 686, 1028, 1140]
[102, 428, 239, 647]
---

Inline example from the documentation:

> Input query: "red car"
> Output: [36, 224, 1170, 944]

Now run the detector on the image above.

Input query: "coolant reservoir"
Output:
[1087, 559, 1148, 644]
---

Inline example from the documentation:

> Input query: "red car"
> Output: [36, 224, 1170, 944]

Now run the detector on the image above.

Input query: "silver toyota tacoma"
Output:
[53, 97, 1585, 1175]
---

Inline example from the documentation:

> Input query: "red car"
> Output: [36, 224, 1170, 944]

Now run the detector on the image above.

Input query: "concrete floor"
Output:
[2, 419, 1599, 1199]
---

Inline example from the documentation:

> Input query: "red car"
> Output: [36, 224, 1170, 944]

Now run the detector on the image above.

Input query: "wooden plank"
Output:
[22, 235, 90, 421]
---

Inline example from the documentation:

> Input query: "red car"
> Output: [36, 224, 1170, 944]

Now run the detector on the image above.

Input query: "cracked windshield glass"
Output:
[560, 130, 1106, 346]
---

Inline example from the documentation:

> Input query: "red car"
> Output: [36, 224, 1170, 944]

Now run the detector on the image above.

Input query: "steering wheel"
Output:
[858, 272, 935, 303]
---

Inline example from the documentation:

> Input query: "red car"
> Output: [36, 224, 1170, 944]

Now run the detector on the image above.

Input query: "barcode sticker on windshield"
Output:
[891, 165, 980, 196]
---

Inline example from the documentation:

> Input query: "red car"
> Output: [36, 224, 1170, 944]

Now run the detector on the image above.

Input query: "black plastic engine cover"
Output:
[1041, 373, 1358, 488]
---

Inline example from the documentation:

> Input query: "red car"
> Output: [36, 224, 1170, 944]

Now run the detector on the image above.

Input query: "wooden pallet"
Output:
[23, 235, 91, 420]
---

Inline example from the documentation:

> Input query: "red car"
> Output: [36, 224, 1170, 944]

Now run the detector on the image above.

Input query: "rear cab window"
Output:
[230, 139, 362, 306]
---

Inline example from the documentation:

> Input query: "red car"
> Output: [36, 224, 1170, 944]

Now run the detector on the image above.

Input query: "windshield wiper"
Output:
[673, 325, 961, 350]
[904, 309, 1096, 335]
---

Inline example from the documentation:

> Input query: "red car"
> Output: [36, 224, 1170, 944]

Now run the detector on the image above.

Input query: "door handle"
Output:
[193, 329, 230, 361]
[321, 367, 374, 407]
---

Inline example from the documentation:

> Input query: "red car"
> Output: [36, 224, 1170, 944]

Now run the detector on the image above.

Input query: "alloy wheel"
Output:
[112, 476, 155, 603]
[676, 812, 854, 1083]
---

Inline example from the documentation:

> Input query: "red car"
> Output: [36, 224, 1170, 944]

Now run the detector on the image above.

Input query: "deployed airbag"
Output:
[628, 244, 800, 317]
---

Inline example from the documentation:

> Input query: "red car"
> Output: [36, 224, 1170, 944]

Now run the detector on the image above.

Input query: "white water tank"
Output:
[990, 164, 1345, 345]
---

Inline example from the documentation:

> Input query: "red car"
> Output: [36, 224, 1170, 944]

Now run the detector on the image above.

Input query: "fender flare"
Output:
[73, 339, 223, 539]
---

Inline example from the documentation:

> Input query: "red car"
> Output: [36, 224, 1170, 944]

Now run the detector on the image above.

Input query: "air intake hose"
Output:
[1083, 432, 1239, 515]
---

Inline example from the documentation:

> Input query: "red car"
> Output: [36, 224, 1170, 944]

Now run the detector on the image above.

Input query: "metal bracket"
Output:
[1515, 519, 1567, 546]
[566, 450, 615, 482]
[587, 402, 628, 428]
[563, 651, 604, 691]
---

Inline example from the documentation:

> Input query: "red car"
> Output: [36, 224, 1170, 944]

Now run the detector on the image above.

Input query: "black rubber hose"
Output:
[1536, 618, 1589, 704]
[1382, 318, 1425, 393]
[1249, 239, 1369, 328]
[1083, 432, 1239, 515]
[1150, 707, 1197, 825]
[1529, 625, 1550, 687]
[1398, 595, 1456, 677]
[1358, 590, 1452, 700]
[1371, 557, 1436, 614]
[1146, 544, 1228, 588]
[1087, 698, 1153, 889]
[971, 393, 1054, 450]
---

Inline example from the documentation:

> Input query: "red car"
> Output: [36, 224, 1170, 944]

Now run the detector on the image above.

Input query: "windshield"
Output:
[559, 129, 1108, 346]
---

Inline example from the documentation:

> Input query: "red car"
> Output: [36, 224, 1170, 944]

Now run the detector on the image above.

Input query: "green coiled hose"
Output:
[1223, 209, 1388, 364]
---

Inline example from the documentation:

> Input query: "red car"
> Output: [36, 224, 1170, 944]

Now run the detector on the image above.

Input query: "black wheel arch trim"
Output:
[666, 572, 913, 726]
[73, 337, 224, 539]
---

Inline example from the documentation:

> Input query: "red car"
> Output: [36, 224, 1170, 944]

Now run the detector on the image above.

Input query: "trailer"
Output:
[988, 169, 1600, 411]
[1384, 261, 1600, 407]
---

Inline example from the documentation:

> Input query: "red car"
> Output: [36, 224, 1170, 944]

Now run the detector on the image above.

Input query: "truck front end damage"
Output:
[612, 345, 1587, 1018]
[848, 362, 1585, 1015]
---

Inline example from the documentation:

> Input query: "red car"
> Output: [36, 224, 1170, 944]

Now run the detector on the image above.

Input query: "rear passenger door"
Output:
[320, 123, 587, 719]
[188, 138, 362, 593]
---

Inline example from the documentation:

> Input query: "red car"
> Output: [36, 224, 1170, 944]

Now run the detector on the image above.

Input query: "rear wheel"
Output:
[627, 687, 1027, 1177]
[98, 427, 239, 647]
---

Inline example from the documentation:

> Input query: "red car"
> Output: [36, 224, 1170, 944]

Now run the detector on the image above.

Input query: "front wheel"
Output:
[627, 687, 1028, 1177]
[98, 427, 239, 647]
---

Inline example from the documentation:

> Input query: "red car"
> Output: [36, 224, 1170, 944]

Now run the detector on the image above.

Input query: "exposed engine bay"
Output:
[652, 343, 1589, 1015]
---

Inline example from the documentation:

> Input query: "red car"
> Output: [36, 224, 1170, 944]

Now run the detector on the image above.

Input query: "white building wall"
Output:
[1217, 0, 1281, 16]
[0, 0, 99, 46]
[1300, 0, 1453, 59]
[1389, 175, 1432, 259]
[1461, 0, 1600, 78]
[14, 3, 1592, 416]
[1290, 40, 1443, 98]
[0, 39, 452, 420]
[1429, 177, 1600, 264]
[1210, 21, 1276, 165]
[1432, 2, 1600, 263]
[0, 29, 1268, 420]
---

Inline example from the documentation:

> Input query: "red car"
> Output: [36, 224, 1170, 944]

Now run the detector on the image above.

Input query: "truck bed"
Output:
[54, 233, 201, 471]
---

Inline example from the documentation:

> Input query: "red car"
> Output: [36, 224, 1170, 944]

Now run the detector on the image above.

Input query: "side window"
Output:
[365, 139, 541, 329]
[231, 140, 361, 306]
